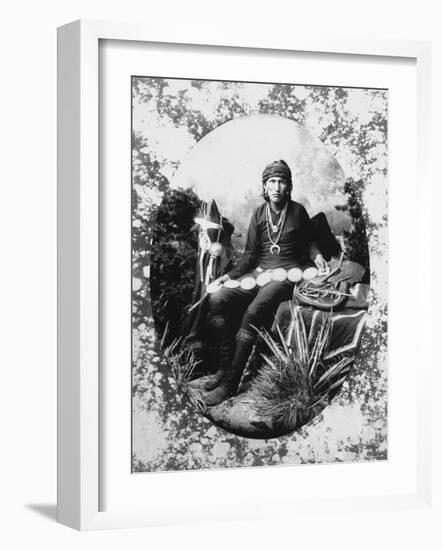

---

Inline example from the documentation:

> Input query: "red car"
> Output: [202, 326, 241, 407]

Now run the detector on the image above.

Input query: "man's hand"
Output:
[213, 274, 230, 285]
[314, 254, 328, 272]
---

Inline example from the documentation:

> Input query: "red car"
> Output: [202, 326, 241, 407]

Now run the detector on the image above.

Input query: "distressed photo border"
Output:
[131, 76, 388, 473]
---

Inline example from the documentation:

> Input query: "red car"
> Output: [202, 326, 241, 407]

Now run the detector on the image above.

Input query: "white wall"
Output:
[1, 0, 440, 547]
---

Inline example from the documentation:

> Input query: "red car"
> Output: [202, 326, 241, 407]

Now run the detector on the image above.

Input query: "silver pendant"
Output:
[270, 244, 280, 255]
[272, 225, 279, 233]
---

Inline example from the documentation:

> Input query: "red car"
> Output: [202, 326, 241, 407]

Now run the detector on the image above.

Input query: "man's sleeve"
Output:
[301, 206, 321, 261]
[226, 208, 259, 279]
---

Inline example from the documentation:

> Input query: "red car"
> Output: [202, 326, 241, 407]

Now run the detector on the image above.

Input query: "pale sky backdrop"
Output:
[169, 114, 351, 239]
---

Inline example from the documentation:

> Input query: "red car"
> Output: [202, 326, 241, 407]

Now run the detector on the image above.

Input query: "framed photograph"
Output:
[57, 19, 432, 530]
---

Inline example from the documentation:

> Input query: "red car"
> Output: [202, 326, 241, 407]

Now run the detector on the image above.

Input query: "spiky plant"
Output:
[163, 337, 207, 412]
[164, 337, 197, 387]
[250, 305, 354, 431]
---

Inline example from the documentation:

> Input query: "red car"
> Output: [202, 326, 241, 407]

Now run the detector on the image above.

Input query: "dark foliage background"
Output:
[149, 188, 201, 343]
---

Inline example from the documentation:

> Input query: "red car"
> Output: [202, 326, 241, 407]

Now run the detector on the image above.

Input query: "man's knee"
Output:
[242, 288, 288, 328]
[208, 289, 232, 314]
[245, 293, 275, 318]
[242, 301, 268, 328]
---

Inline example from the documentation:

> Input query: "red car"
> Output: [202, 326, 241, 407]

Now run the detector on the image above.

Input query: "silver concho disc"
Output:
[272, 268, 288, 282]
[256, 271, 272, 287]
[270, 244, 280, 255]
[288, 267, 303, 283]
[207, 282, 222, 294]
[302, 267, 319, 281]
[240, 277, 257, 290]
[223, 279, 240, 289]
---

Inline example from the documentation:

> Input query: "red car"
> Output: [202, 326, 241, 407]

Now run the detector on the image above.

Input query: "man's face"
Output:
[264, 176, 290, 204]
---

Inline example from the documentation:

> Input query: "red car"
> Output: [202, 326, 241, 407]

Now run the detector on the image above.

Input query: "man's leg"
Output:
[193, 285, 256, 391]
[204, 280, 293, 405]
[239, 279, 294, 335]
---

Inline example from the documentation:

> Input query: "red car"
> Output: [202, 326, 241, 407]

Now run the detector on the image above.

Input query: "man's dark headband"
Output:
[262, 160, 292, 184]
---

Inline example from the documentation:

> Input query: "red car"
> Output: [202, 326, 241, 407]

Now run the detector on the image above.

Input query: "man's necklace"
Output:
[270, 209, 282, 232]
[265, 203, 288, 255]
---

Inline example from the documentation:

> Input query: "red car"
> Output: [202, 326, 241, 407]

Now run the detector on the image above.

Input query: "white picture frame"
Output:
[57, 19, 432, 531]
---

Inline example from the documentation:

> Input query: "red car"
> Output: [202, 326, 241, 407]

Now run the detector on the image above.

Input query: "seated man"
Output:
[202, 159, 327, 406]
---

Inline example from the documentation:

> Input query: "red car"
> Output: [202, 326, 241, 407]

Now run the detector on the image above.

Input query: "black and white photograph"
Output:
[3, 0, 439, 544]
[131, 76, 388, 471]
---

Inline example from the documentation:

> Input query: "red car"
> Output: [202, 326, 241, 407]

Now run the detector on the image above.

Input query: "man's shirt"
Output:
[227, 200, 319, 280]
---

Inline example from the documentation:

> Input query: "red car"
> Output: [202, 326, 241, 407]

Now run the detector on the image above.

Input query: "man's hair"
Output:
[261, 159, 293, 201]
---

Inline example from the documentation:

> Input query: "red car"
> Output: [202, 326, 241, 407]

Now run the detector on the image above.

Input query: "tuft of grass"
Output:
[163, 337, 207, 411]
[250, 305, 354, 431]
[164, 337, 199, 388]
[186, 386, 207, 413]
